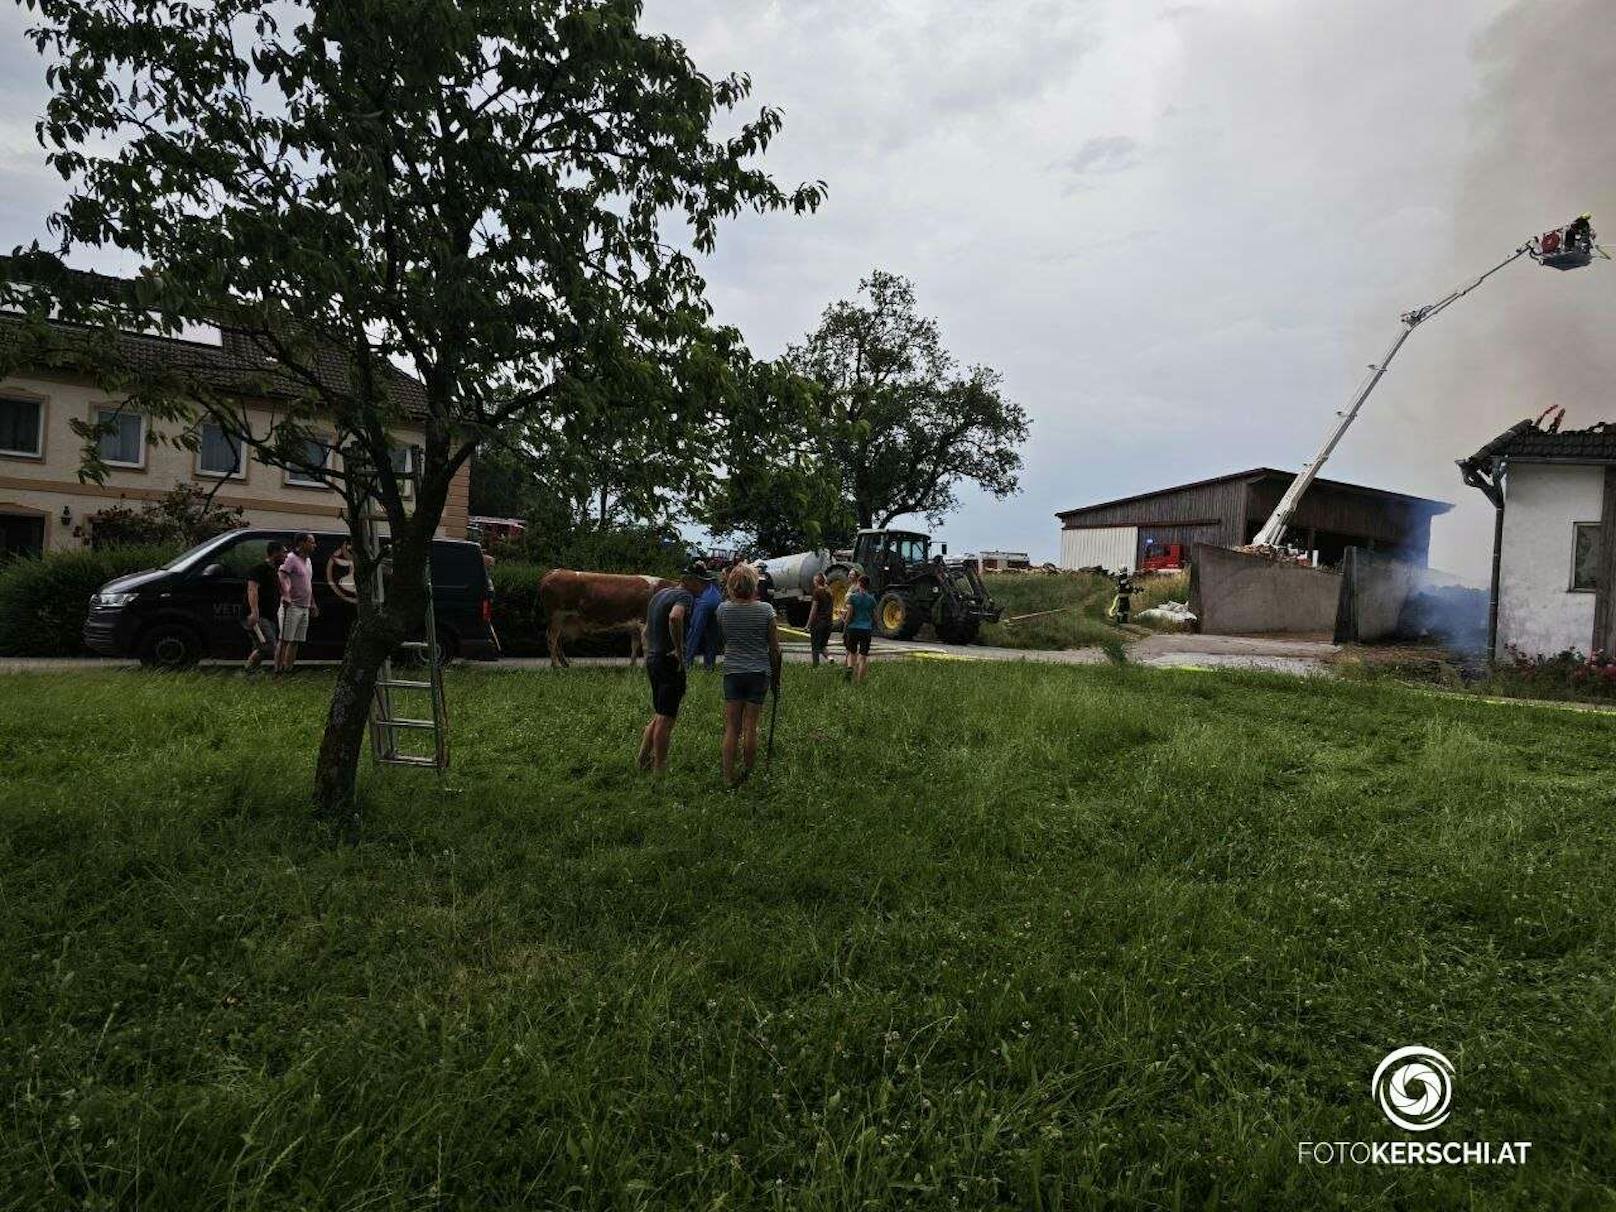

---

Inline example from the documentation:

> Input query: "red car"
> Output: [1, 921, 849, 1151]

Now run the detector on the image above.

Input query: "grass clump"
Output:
[1, 662, 1613, 1208]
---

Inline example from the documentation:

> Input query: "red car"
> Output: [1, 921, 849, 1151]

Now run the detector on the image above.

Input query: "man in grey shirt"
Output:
[716, 562, 782, 787]
[637, 561, 712, 773]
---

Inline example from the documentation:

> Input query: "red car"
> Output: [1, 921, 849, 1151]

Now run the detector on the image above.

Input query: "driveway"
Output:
[0, 632, 1341, 675]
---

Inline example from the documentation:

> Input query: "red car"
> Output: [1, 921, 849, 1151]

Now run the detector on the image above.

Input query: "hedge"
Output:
[489, 560, 550, 657]
[0, 544, 180, 657]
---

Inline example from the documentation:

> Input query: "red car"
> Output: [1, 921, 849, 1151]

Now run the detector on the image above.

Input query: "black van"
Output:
[84, 528, 501, 667]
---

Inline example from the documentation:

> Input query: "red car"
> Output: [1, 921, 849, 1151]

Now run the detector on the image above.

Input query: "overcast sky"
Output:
[3, 1, 1611, 577]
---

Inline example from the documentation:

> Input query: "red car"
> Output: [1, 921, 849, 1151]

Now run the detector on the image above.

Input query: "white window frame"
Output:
[285, 436, 335, 489]
[1570, 521, 1600, 593]
[0, 394, 45, 459]
[94, 405, 147, 470]
[195, 418, 247, 481]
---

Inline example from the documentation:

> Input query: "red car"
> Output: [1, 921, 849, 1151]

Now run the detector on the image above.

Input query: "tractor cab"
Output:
[852, 529, 930, 589]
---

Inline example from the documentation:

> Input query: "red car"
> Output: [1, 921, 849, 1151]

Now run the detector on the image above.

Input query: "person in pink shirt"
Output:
[275, 532, 319, 673]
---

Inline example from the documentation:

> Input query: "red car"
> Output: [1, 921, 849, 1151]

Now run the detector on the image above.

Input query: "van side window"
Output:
[217, 537, 273, 577]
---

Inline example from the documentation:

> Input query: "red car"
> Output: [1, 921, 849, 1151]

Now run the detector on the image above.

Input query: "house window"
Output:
[0, 396, 43, 458]
[286, 437, 333, 487]
[96, 407, 145, 468]
[197, 420, 244, 478]
[391, 443, 414, 495]
[1570, 523, 1596, 594]
[1572, 522, 1600, 592]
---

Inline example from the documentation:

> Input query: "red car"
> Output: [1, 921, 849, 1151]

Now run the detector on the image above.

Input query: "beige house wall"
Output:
[0, 372, 470, 552]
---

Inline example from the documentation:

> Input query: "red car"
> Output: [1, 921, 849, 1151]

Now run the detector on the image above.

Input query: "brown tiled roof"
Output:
[1460, 419, 1616, 467]
[0, 264, 428, 416]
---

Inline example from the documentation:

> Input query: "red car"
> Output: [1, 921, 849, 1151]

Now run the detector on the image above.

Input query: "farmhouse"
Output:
[1056, 469, 1451, 573]
[1459, 417, 1616, 660]
[0, 276, 469, 557]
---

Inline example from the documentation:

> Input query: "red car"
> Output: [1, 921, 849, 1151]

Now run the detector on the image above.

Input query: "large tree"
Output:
[697, 355, 853, 554]
[788, 270, 1028, 532]
[5, 0, 820, 825]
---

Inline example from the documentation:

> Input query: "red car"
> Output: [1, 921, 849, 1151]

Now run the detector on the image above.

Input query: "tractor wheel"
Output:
[936, 617, 980, 646]
[874, 591, 914, 640]
[824, 567, 853, 631]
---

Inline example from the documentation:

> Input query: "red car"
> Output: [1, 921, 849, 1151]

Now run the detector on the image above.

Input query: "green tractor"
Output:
[827, 528, 1002, 645]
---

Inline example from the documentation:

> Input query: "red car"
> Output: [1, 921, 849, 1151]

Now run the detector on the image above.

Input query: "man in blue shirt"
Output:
[684, 576, 723, 670]
[841, 573, 877, 684]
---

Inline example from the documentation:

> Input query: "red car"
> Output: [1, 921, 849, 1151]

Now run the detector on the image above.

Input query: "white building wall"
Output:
[1059, 525, 1137, 572]
[1496, 462, 1602, 658]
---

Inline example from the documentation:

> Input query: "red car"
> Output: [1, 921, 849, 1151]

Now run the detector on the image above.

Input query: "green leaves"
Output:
[784, 270, 1031, 532]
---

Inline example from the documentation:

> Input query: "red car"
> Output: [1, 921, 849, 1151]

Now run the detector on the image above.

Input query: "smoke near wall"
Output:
[1362, 0, 1616, 576]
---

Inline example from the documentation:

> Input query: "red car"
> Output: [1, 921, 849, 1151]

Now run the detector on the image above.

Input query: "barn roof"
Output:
[1055, 468, 1452, 520]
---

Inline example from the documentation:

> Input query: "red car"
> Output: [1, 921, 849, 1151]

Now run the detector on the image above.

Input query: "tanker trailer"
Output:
[755, 548, 859, 627]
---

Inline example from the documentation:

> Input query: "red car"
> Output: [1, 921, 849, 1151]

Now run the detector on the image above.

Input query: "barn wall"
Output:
[1243, 478, 1436, 559]
[1057, 480, 1248, 547]
[1060, 526, 1136, 571]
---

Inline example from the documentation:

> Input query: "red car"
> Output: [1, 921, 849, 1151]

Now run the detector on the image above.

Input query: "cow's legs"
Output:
[547, 619, 570, 669]
[630, 624, 646, 667]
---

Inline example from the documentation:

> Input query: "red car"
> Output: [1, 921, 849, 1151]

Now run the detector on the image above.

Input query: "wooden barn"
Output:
[1056, 469, 1451, 571]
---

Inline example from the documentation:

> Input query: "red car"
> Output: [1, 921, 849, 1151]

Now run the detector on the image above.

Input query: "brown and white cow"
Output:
[538, 569, 675, 668]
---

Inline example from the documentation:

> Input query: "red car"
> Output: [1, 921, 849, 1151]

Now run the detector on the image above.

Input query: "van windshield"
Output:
[161, 532, 240, 572]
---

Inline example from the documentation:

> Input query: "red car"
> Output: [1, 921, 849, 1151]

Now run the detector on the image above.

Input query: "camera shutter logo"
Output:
[1372, 1046, 1455, 1131]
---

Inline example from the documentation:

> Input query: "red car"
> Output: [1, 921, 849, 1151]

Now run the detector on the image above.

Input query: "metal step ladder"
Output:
[354, 458, 449, 770]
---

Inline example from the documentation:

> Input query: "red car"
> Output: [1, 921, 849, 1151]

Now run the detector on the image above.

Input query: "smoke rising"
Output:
[1356, 0, 1616, 577]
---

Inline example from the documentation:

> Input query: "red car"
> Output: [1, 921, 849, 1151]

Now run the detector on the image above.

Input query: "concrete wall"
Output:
[1334, 547, 1485, 648]
[0, 372, 469, 552]
[1496, 463, 1602, 658]
[1189, 543, 1341, 635]
[1060, 525, 1137, 572]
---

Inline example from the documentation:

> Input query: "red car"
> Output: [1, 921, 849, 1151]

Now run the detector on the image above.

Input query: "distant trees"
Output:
[793, 271, 1028, 532]
[704, 271, 1029, 553]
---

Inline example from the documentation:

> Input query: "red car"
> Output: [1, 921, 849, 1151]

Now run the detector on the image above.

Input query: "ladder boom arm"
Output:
[1249, 242, 1533, 550]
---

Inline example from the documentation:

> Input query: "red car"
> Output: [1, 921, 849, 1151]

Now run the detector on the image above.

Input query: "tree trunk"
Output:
[310, 562, 424, 831]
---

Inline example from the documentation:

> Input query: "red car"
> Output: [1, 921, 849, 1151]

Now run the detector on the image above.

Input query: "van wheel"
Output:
[433, 628, 458, 666]
[138, 624, 203, 669]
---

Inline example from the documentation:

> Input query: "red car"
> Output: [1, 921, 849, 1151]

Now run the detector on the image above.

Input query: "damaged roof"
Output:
[1460, 418, 1616, 467]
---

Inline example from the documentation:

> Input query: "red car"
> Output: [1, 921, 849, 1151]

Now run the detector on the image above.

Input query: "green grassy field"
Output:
[2, 662, 1614, 1209]
[977, 571, 1190, 650]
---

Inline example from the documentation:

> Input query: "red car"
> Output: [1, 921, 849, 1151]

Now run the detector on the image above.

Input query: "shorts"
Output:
[279, 603, 311, 643]
[844, 628, 872, 655]
[245, 613, 279, 656]
[647, 655, 687, 718]
[723, 671, 769, 705]
[809, 624, 832, 653]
